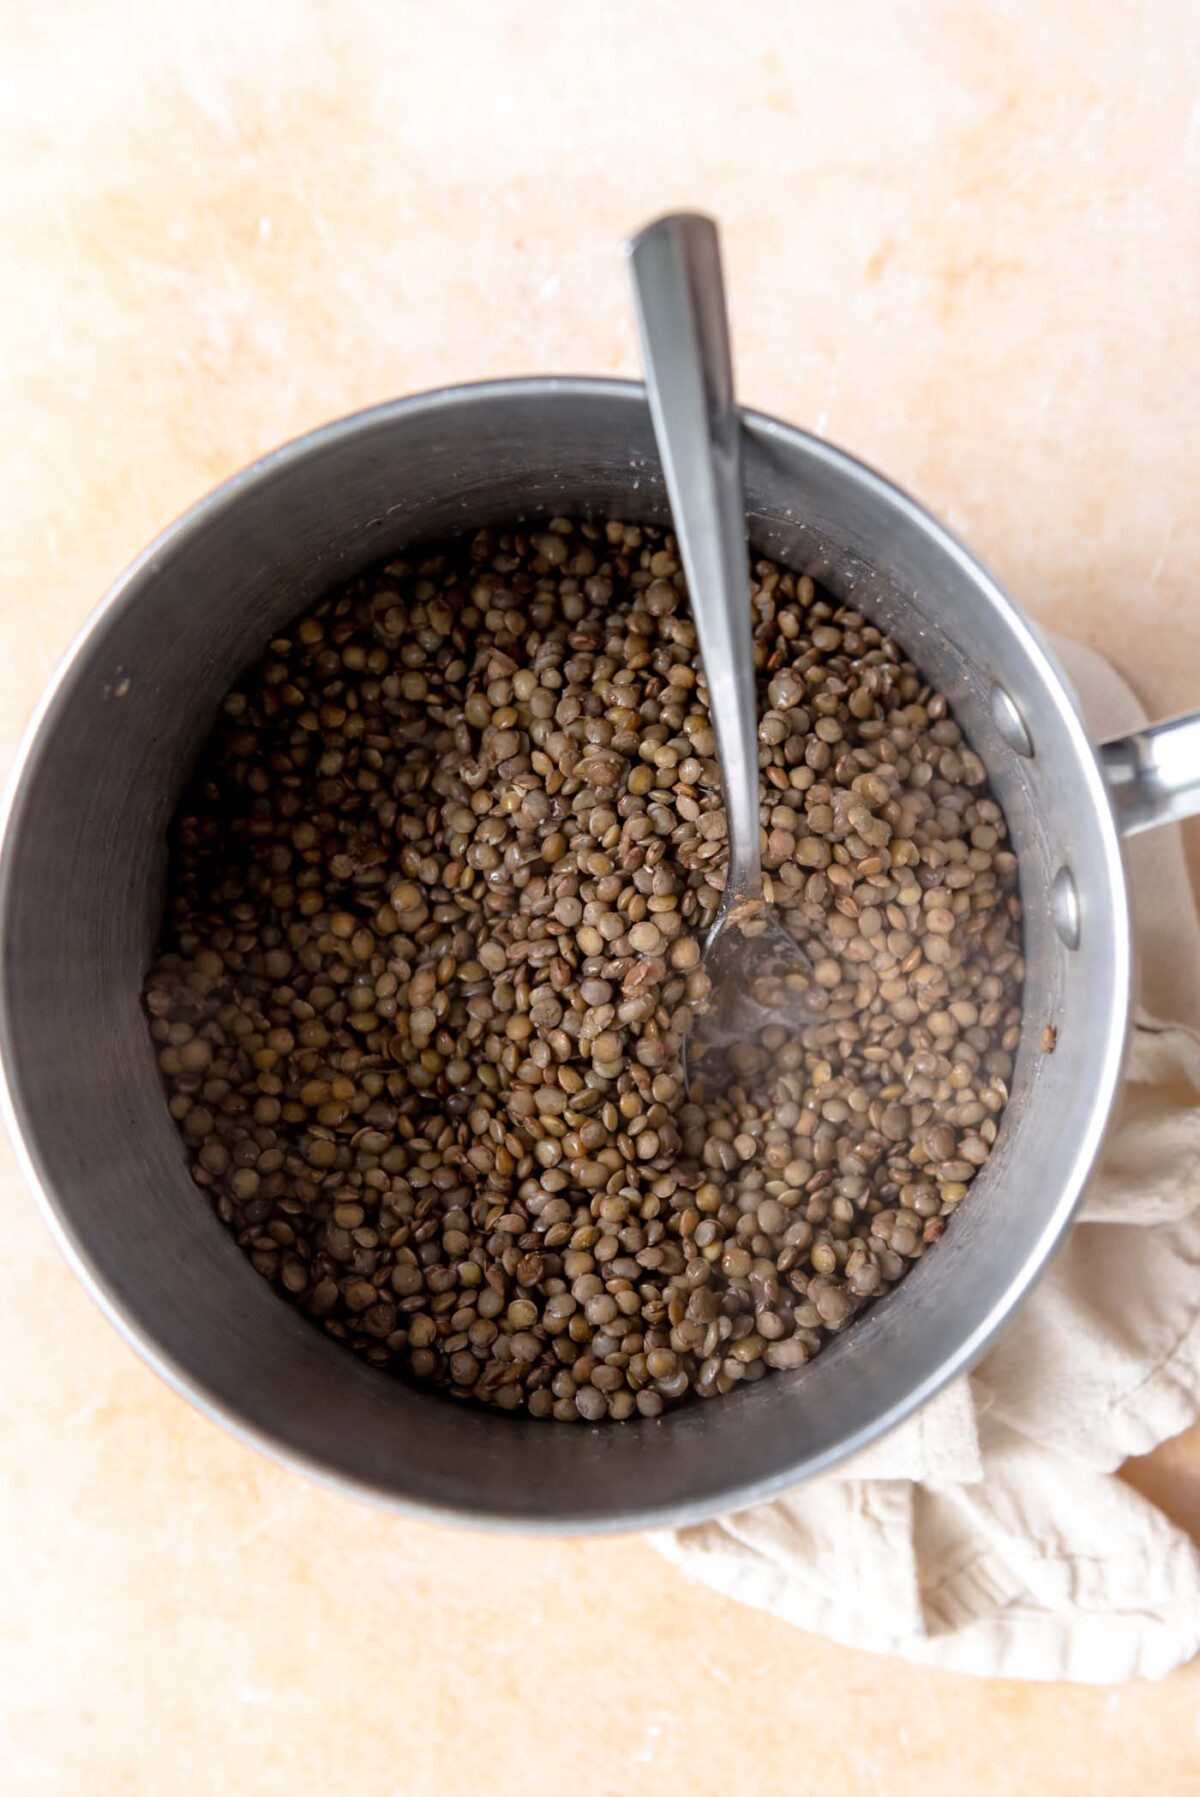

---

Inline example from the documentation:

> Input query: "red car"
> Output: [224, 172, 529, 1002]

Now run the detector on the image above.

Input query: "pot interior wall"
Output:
[0, 384, 1126, 1527]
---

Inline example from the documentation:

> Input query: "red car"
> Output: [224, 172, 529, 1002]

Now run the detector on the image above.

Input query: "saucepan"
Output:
[2, 378, 1197, 1529]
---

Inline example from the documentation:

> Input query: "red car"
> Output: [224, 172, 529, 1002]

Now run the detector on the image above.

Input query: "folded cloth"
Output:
[653, 638, 1200, 1683]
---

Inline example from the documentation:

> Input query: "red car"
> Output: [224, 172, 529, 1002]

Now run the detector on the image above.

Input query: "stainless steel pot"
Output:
[3, 378, 1198, 1532]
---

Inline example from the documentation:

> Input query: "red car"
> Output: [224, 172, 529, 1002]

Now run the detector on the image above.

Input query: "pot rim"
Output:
[0, 376, 1131, 1531]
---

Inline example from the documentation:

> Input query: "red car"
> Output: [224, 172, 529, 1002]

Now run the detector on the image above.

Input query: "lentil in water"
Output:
[145, 520, 1023, 1421]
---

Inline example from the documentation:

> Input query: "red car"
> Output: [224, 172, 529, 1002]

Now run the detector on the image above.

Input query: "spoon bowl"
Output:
[684, 901, 822, 1095]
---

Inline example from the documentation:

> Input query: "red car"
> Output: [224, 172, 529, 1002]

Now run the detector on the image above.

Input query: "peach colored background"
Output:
[3, 1, 1200, 1791]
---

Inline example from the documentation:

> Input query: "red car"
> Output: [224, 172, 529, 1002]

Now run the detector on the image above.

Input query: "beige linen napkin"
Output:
[654, 639, 1200, 1684]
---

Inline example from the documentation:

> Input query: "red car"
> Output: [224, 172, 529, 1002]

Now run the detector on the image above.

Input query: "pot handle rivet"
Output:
[1051, 865, 1081, 949]
[991, 683, 1034, 758]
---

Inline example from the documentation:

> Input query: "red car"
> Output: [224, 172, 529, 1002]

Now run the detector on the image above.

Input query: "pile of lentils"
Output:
[145, 518, 1023, 1422]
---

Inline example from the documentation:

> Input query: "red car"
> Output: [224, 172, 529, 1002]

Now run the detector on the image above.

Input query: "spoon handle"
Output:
[627, 212, 762, 908]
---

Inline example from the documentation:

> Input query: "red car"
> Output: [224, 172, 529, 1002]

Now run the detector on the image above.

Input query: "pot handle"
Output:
[1100, 711, 1200, 835]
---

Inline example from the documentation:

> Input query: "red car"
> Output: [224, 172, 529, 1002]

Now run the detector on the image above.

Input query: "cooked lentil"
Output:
[144, 518, 1023, 1421]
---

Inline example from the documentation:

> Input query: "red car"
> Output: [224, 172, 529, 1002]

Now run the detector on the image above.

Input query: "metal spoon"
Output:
[626, 211, 817, 1092]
